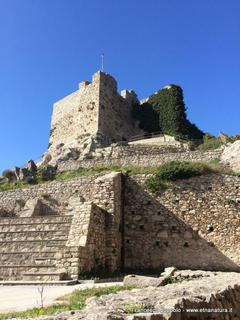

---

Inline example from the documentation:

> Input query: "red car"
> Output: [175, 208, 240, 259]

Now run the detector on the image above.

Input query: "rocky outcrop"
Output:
[2, 160, 38, 183]
[123, 267, 177, 288]
[19, 270, 240, 320]
[221, 140, 240, 173]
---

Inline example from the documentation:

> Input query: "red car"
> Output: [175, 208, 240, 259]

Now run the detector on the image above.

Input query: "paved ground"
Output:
[0, 282, 122, 313]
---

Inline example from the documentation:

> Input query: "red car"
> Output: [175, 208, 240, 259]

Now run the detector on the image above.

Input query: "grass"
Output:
[197, 136, 223, 151]
[0, 161, 238, 194]
[124, 303, 145, 314]
[0, 179, 27, 192]
[0, 166, 158, 193]
[0, 285, 134, 320]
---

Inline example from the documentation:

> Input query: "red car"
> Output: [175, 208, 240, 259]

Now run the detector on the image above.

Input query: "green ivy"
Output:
[133, 85, 204, 141]
[148, 85, 204, 140]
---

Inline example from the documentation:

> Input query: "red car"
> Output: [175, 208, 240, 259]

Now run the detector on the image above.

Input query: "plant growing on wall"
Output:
[147, 85, 204, 140]
[132, 102, 160, 133]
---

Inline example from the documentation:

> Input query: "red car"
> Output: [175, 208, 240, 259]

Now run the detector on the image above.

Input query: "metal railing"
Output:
[129, 131, 165, 142]
[128, 132, 202, 144]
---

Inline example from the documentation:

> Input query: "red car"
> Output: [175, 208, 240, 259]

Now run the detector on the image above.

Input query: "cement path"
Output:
[0, 282, 122, 313]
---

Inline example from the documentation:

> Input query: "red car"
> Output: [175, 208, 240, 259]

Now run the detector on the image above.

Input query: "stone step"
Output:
[22, 271, 71, 281]
[0, 252, 59, 264]
[0, 230, 69, 241]
[0, 215, 73, 225]
[0, 265, 58, 281]
[0, 240, 67, 252]
[0, 223, 71, 233]
[0, 279, 78, 286]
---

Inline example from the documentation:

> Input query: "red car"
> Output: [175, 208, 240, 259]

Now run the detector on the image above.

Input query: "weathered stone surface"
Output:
[123, 274, 165, 288]
[20, 198, 43, 217]
[27, 160, 38, 175]
[19, 271, 240, 319]
[2, 169, 17, 182]
[123, 267, 184, 288]
[221, 140, 240, 172]
[0, 172, 123, 280]
[124, 173, 240, 271]
[48, 71, 142, 164]
[57, 145, 223, 172]
[72, 271, 240, 319]
[19, 167, 34, 183]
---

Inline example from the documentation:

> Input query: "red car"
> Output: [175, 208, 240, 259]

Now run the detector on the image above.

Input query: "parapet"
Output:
[92, 71, 117, 91]
[78, 81, 91, 90]
[121, 89, 139, 105]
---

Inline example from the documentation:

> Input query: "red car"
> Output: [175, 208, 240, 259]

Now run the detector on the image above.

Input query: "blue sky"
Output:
[0, 0, 239, 173]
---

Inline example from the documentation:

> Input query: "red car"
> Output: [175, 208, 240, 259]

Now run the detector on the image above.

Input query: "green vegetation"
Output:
[0, 285, 134, 320]
[145, 161, 218, 194]
[197, 133, 223, 151]
[0, 166, 158, 192]
[132, 102, 160, 133]
[149, 85, 204, 140]
[0, 179, 27, 192]
[124, 303, 144, 314]
[134, 85, 204, 140]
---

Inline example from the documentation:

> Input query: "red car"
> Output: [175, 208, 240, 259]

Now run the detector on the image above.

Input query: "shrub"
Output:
[145, 161, 215, 193]
[155, 161, 213, 181]
[2, 169, 16, 182]
[37, 166, 57, 182]
[144, 176, 169, 194]
[197, 134, 223, 151]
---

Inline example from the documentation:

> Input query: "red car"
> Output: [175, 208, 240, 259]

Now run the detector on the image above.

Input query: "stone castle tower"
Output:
[48, 71, 143, 160]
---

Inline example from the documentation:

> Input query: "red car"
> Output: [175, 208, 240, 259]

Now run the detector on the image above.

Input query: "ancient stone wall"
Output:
[97, 72, 142, 141]
[57, 145, 223, 171]
[65, 202, 107, 275]
[0, 172, 123, 279]
[48, 71, 142, 159]
[1, 170, 240, 279]
[49, 75, 100, 152]
[124, 173, 240, 272]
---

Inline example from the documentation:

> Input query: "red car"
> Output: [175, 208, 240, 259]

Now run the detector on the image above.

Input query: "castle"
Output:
[47, 71, 144, 163]
[0, 71, 239, 283]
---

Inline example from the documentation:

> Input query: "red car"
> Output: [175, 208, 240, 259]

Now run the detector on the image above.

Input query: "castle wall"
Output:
[49, 76, 100, 152]
[124, 174, 240, 272]
[57, 145, 223, 172]
[48, 71, 143, 159]
[97, 72, 142, 142]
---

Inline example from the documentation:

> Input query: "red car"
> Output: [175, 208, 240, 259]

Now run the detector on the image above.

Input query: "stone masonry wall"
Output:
[97, 72, 142, 142]
[49, 75, 100, 152]
[57, 145, 223, 171]
[1, 169, 240, 278]
[124, 173, 240, 272]
[65, 202, 107, 275]
[48, 71, 142, 157]
[0, 172, 123, 278]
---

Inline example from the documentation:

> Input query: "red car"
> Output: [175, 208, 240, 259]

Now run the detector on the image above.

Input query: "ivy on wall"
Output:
[133, 85, 204, 141]
[132, 102, 160, 133]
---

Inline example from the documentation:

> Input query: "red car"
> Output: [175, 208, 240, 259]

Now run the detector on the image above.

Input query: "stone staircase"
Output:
[0, 215, 74, 281]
